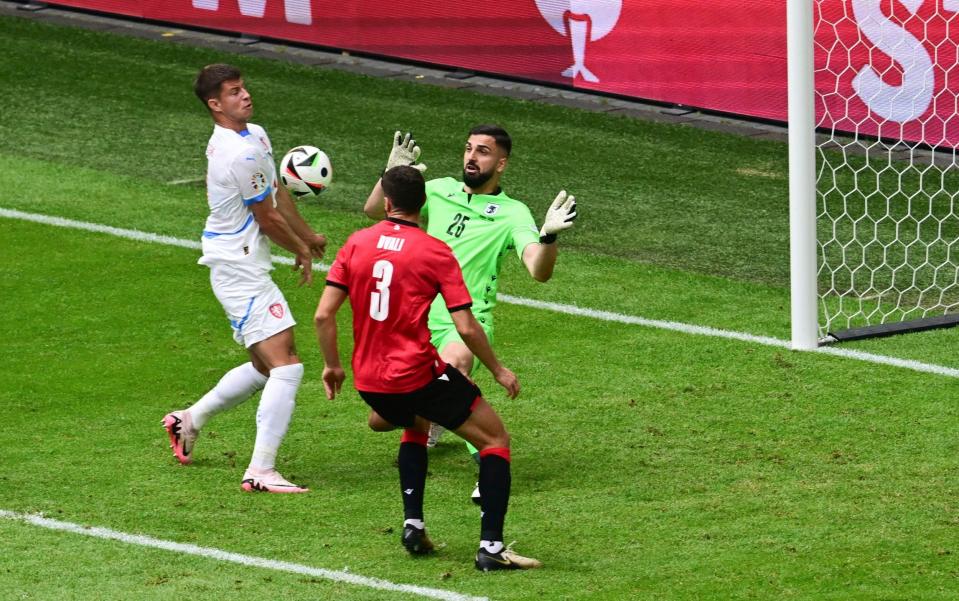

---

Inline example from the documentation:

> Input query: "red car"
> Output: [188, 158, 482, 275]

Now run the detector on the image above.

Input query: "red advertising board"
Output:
[38, 1, 959, 147]
[816, 0, 959, 148]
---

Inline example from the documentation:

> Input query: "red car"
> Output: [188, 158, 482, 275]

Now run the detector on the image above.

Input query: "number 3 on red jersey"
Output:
[370, 259, 393, 321]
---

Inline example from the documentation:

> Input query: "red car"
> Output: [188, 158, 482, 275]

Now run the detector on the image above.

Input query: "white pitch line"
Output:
[0, 208, 203, 251]
[4, 207, 959, 379]
[0, 510, 488, 601]
[167, 176, 206, 185]
[499, 295, 959, 378]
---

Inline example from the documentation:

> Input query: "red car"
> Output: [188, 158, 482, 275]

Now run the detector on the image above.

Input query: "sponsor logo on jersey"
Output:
[269, 303, 284, 319]
[376, 235, 406, 252]
[484, 203, 500, 216]
[250, 171, 267, 192]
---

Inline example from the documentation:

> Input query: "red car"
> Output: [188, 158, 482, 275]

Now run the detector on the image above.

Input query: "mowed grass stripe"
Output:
[4, 213, 959, 600]
[0, 13, 796, 284]
[5, 3, 959, 370]
[0, 510, 488, 601]
[5, 206, 959, 380]
[6, 15, 959, 600]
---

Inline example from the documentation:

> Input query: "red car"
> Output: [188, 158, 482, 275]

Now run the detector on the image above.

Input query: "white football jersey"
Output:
[199, 123, 277, 272]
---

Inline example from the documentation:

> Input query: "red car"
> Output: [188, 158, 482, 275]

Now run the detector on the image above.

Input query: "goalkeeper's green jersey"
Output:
[423, 177, 540, 331]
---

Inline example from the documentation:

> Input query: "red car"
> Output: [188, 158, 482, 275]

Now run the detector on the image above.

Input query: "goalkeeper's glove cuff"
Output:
[539, 232, 558, 244]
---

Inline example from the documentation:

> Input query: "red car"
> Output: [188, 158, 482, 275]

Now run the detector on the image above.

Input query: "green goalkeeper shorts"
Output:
[430, 316, 495, 376]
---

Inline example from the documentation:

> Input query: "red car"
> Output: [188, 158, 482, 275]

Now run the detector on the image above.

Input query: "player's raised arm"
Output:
[450, 309, 519, 399]
[522, 190, 578, 282]
[364, 178, 387, 220]
[364, 131, 427, 220]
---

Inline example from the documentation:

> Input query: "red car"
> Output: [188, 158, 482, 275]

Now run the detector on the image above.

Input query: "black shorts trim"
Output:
[359, 365, 482, 431]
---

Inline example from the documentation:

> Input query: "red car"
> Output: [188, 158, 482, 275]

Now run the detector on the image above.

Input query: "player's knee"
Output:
[489, 428, 510, 449]
[440, 344, 473, 376]
[474, 427, 509, 451]
[250, 355, 270, 377]
[448, 353, 473, 376]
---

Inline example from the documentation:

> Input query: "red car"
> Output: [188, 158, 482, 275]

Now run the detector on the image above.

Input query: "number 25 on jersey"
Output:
[447, 213, 470, 238]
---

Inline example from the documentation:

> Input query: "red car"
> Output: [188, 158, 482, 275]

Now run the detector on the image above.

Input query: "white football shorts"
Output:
[208, 263, 296, 348]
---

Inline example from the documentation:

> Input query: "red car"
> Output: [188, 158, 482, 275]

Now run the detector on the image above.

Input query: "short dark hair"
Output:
[194, 64, 242, 108]
[469, 124, 512, 156]
[382, 166, 426, 213]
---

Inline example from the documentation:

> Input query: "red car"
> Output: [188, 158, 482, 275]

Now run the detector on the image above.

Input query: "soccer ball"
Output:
[279, 145, 332, 197]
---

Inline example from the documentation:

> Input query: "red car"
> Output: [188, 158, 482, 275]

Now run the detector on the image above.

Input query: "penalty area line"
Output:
[0, 510, 489, 601]
[4, 207, 959, 380]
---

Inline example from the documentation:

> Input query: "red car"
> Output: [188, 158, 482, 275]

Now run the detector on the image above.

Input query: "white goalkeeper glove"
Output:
[539, 190, 577, 243]
[385, 131, 427, 173]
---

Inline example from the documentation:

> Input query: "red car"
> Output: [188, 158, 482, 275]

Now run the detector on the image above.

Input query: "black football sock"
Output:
[398, 431, 429, 521]
[478, 448, 511, 543]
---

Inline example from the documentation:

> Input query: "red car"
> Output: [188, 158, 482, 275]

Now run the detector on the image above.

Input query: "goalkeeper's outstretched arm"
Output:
[523, 239, 559, 282]
[523, 190, 578, 282]
[364, 179, 387, 220]
[364, 131, 427, 220]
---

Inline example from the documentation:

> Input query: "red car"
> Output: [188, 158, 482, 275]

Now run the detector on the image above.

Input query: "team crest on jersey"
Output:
[269, 303, 284, 319]
[251, 171, 267, 192]
[484, 203, 500, 216]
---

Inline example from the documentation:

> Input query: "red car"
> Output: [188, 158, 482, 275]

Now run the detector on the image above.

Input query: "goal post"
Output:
[790, 0, 959, 348]
[788, 0, 819, 351]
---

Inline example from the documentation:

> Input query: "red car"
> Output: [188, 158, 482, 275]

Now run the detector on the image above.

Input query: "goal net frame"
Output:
[789, 0, 959, 349]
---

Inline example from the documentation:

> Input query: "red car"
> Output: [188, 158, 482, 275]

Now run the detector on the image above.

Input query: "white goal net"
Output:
[811, 0, 959, 341]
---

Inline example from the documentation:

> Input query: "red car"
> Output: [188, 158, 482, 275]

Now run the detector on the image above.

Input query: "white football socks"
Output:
[189, 362, 268, 430]
[249, 363, 304, 472]
[480, 540, 504, 554]
[404, 519, 425, 530]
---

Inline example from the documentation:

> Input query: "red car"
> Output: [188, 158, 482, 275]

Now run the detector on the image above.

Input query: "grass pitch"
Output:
[3, 12, 959, 601]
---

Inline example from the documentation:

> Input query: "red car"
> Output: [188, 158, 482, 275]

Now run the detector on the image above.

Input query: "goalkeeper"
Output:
[363, 125, 578, 499]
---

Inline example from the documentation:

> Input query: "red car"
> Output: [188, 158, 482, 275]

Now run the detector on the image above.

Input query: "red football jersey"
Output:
[326, 218, 473, 393]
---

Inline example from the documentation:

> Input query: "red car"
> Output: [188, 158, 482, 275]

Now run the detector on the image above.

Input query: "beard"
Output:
[463, 166, 494, 189]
